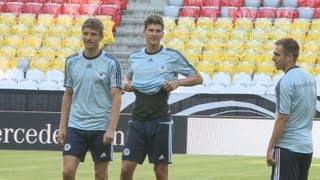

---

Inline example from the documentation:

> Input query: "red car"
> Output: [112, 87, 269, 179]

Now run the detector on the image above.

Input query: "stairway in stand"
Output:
[103, 0, 165, 74]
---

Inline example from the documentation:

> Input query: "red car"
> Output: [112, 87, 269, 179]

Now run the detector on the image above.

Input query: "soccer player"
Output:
[266, 38, 317, 180]
[119, 15, 203, 180]
[56, 18, 122, 180]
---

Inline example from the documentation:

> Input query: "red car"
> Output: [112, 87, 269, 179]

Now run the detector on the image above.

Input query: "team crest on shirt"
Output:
[96, 71, 107, 80]
[158, 64, 167, 72]
[72, 72, 80, 80]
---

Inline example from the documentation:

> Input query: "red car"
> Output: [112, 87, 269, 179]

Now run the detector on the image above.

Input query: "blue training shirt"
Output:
[275, 66, 316, 153]
[64, 50, 122, 131]
[126, 46, 197, 95]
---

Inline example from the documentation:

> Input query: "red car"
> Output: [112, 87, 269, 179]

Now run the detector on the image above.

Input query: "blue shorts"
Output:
[63, 127, 114, 162]
[122, 115, 173, 165]
[272, 147, 312, 180]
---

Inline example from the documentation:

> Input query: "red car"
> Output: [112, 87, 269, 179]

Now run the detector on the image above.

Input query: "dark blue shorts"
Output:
[271, 147, 312, 180]
[122, 115, 173, 165]
[63, 127, 114, 162]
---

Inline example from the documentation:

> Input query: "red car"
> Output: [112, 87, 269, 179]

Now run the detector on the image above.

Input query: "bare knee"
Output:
[154, 164, 168, 180]
[62, 168, 76, 180]
[120, 160, 137, 180]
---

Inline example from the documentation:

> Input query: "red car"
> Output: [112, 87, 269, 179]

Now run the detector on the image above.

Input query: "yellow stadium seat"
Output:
[170, 27, 190, 39]
[37, 14, 55, 26]
[51, 58, 65, 71]
[0, 23, 11, 35]
[24, 35, 43, 48]
[268, 29, 289, 40]
[234, 18, 253, 29]
[216, 61, 236, 74]
[222, 50, 241, 63]
[48, 25, 68, 36]
[56, 14, 74, 26]
[250, 28, 268, 41]
[96, 15, 114, 32]
[17, 46, 37, 58]
[298, 52, 318, 64]
[208, 27, 229, 40]
[184, 39, 205, 51]
[177, 17, 196, 29]
[301, 41, 320, 53]
[0, 56, 11, 70]
[288, 30, 307, 42]
[241, 50, 262, 63]
[306, 30, 320, 41]
[291, 18, 310, 31]
[37, 47, 57, 59]
[56, 47, 77, 59]
[313, 64, 320, 74]
[68, 25, 82, 36]
[196, 61, 214, 74]
[236, 61, 255, 74]
[11, 24, 30, 35]
[31, 57, 51, 71]
[230, 28, 249, 40]
[245, 40, 265, 52]
[0, 13, 17, 25]
[264, 40, 276, 51]
[74, 15, 92, 26]
[196, 17, 214, 29]
[225, 39, 245, 52]
[273, 18, 292, 31]
[43, 36, 63, 49]
[102, 29, 114, 45]
[256, 62, 275, 74]
[162, 16, 176, 30]
[201, 50, 222, 62]
[1, 46, 17, 59]
[254, 18, 273, 29]
[310, 19, 320, 30]
[6, 35, 24, 47]
[166, 38, 185, 51]
[190, 27, 210, 40]
[215, 17, 234, 30]
[205, 39, 225, 51]
[18, 13, 36, 26]
[30, 24, 49, 36]
[162, 29, 171, 41]
[299, 62, 314, 73]
[0, 35, 5, 46]
[182, 49, 202, 63]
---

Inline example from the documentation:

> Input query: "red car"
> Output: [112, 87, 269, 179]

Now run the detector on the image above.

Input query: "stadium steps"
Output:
[104, 1, 164, 74]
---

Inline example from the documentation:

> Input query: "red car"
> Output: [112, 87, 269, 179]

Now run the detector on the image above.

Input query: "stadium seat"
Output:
[37, 14, 55, 26]
[0, 69, 4, 80]
[254, 18, 273, 29]
[241, 50, 261, 63]
[62, 3, 81, 15]
[24, 35, 43, 48]
[211, 72, 232, 86]
[221, 0, 244, 7]
[196, 17, 214, 29]
[182, 49, 202, 63]
[56, 14, 74, 26]
[1, 46, 17, 59]
[56, 47, 77, 58]
[26, 69, 45, 82]
[282, 0, 298, 7]
[298, 7, 314, 19]
[236, 61, 255, 74]
[245, 40, 265, 52]
[6, 35, 24, 47]
[177, 17, 196, 28]
[216, 61, 236, 74]
[232, 72, 252, 87]
[244, 0, 261, 7]
[200, 6, 220, 18]
[0, 79, 19, 89]
[163, 6, 181, 18]
[0, 1, 4, 13]
[257, 7, 277, 18]
[80, 3, 99, 15]
[37, 47, 57, 59]
[51, 58, 65, 71]
[298, 52, 318, 64]
[190, 27, 210, 40]
[207, 82, 227, 93]
[220, 6, 238, 18]
[203, 0, 220, 6]
[0, 56, 11, 70]
[23, 3, 43, 15]
[185, 39, 205, 51]
[215, 17, 234, 29]
[5, 68, 25, 82]
[5, 2, 24, 15]
[1, 13, 17, 25]
[18, 80, 38, 90]
[170, 27, 190, 39]
[276, 7, 298, 19]
[11, 24, 30, 36]
[179, 6, 201, 19]
[306, 30, 320, 40]
[163, 16, 176, 30]
[43, 36, 63, 49]
[201, 50, 222, 62]
[18, 13, 37, 26]
[234, 18, 253, 29]
[0, 24, 11, 35]
[42, 3, 62, 16]
[301, 41, 320, 53]
[205, 39, 225, 51]
[17, 46, 37, 58]
[48, 25, 68, 36]
[252, 73, 272, 87]
[166, 38, 185, 51]
[262, 0, 280, 7]
[168, 0, 184, 6]
[208, 27, 229, 40]
[256, 62, 275, 74]
[239, 7, 258, 18]
[268, 29, 289, 41]
[225, 40, 244, 51]
[266, 85, 276, 94]
[0, 35, 4, 46]
[38, 80, 59, 90]
[246, 84, 267, 94]
[226, 83, 247, 94]
[196, 61, 214, 74]
[46, 69, 64, 83]
[230, 28, 249, 40]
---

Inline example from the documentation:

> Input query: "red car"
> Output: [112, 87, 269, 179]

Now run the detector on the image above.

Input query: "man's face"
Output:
[82, 27, 102, 51]
[272, 45, 291, 71]
[144, 24, 164, 46]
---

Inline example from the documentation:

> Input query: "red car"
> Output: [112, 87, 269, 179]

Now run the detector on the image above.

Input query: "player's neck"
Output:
[146, 45, 162, 54]
[84, 48, 101, 59]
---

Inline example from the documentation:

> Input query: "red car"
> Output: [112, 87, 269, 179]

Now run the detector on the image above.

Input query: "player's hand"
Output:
[266, 148, 276, 166]
[57, 128, 66, 147]
[163, 80, 180, 91]
[123, 79, 133, 92]
[103, 129, 115, 145]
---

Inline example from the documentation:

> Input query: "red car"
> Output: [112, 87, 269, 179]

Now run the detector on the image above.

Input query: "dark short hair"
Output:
[82, 18, 104, 36]
[275, 38, 300, 62]
[144, 14, 164, 31]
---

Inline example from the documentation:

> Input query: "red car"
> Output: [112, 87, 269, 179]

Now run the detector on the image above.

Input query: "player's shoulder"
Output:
[101, 50, 119, 62]
[66, 52, 80, 61]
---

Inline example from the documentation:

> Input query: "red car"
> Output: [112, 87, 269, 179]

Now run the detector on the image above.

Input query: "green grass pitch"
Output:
[1, 150, 320, 180]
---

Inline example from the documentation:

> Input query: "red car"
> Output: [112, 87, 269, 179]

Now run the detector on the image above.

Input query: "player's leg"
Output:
[149, 115, 173, 180]
[297, 152, 312, 180]
[271, 147, 298, 180]
[121, 119, 147, 180]
[90, 130, 113, 180]
[62, 127, 88, 180]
